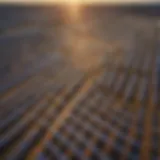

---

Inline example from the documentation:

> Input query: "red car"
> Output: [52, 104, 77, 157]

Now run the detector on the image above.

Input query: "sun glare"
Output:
[63, 0, 83, 21]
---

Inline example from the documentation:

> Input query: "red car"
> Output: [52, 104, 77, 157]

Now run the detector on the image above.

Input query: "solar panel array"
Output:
[0, 28, 160, 160]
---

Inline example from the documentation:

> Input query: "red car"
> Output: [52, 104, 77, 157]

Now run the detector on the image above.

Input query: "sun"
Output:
[63, 0, 82, 5]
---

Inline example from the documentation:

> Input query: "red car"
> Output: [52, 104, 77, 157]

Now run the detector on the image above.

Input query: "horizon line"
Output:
[0, 1, 160, 5]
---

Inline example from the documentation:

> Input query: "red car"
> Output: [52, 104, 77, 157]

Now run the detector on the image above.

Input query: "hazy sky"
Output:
[0, 0, 159, 4]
